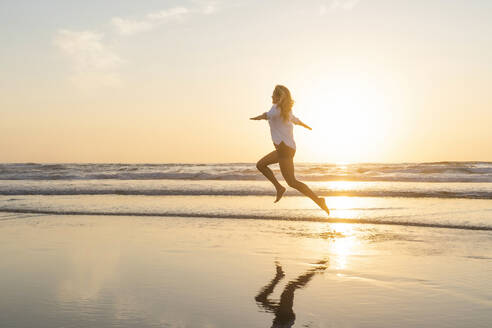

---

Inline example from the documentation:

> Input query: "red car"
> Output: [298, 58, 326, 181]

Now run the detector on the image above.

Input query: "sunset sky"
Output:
[1, 0, 491, 163]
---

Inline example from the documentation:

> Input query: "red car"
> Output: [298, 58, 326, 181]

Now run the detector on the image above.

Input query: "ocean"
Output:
[1, 162, 491, 230]
[1, 162, 491, 327]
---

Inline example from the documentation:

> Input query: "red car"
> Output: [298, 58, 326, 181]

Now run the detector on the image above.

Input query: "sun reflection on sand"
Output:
[291, 195, 364, 270]
[326, 223, 359, 270]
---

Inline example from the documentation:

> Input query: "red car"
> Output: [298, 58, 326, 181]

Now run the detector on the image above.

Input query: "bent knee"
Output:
[256, 162, 265, 171]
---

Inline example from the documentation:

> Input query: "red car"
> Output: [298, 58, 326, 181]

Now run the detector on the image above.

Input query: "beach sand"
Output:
[1, 213, 491, 328]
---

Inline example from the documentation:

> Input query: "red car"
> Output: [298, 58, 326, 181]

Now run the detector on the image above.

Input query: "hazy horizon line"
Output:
[1, 160, 491, 165]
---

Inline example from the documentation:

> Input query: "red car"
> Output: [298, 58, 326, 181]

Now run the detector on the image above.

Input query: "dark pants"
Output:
[274, 142, 295, 159]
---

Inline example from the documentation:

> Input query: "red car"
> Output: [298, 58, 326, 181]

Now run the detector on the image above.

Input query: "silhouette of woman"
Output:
[255, 260, 328, 328]
[250, 85, 330, 215]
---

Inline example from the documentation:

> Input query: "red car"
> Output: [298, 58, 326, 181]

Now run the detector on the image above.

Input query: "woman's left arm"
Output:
[292, 115, 312, 130]
[297, 120, 312, 130]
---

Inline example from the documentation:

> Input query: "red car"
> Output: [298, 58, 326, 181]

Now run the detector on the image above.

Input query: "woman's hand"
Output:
[250, 113, 267, 120]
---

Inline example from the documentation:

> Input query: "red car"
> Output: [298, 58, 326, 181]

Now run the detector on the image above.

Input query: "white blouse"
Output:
[265, 104, 301, 150]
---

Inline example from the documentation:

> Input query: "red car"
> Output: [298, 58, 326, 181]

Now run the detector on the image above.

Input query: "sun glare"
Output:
[297, 72, 396, 163]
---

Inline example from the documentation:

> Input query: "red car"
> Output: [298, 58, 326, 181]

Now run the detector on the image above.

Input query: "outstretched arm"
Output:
[292, 114, 312, 130]
[250, 112, 268, 120]
[295, 120, 312, 130]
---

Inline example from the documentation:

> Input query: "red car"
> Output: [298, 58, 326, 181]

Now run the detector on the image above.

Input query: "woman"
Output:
[250, 85, 330, 215]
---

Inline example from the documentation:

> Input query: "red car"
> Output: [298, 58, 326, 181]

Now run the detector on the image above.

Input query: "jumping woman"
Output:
[250, 85, 330, 215]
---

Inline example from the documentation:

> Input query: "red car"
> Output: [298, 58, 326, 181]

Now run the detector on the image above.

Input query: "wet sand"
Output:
[0, 214, 491, 327]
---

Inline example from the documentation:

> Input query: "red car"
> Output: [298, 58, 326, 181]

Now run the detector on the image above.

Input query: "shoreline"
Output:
[1, 208, 492, 231]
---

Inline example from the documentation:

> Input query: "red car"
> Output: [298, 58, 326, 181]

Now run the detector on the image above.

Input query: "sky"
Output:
[1, 0, 491, 163]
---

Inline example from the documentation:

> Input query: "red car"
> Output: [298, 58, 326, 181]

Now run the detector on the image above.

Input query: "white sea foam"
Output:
[1, 163, 491, 231]
[1, 162, 491, 182]
[1, 194, 491, 231]
[0, 180, 491, 199]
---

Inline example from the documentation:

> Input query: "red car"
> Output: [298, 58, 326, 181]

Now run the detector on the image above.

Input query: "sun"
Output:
[295, 72, 397, 163]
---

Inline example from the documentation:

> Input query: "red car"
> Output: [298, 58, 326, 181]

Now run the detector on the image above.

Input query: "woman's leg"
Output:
[278, 156, 330, 214]
[278, 156, 318, 202]
[256, 150, 286, 202]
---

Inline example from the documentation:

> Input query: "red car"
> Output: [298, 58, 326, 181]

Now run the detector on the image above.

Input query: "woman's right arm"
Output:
[250, 113, 268, 120]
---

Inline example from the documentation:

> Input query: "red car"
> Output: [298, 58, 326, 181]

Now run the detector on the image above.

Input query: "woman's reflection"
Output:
[255, 260, 328, 328]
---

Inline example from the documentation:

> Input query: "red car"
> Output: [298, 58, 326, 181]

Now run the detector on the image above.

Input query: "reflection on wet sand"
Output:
[255, 260, 328, 328]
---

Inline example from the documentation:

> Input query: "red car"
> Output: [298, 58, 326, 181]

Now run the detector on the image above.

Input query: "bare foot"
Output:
[317, 197, 330, 215]
[274, 186, 286, 203]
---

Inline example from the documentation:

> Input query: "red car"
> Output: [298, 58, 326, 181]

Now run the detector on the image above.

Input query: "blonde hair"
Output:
[273, 85, 294, 122]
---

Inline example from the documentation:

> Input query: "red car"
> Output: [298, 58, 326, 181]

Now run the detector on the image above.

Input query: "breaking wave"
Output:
[1, 162, 492, 182]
